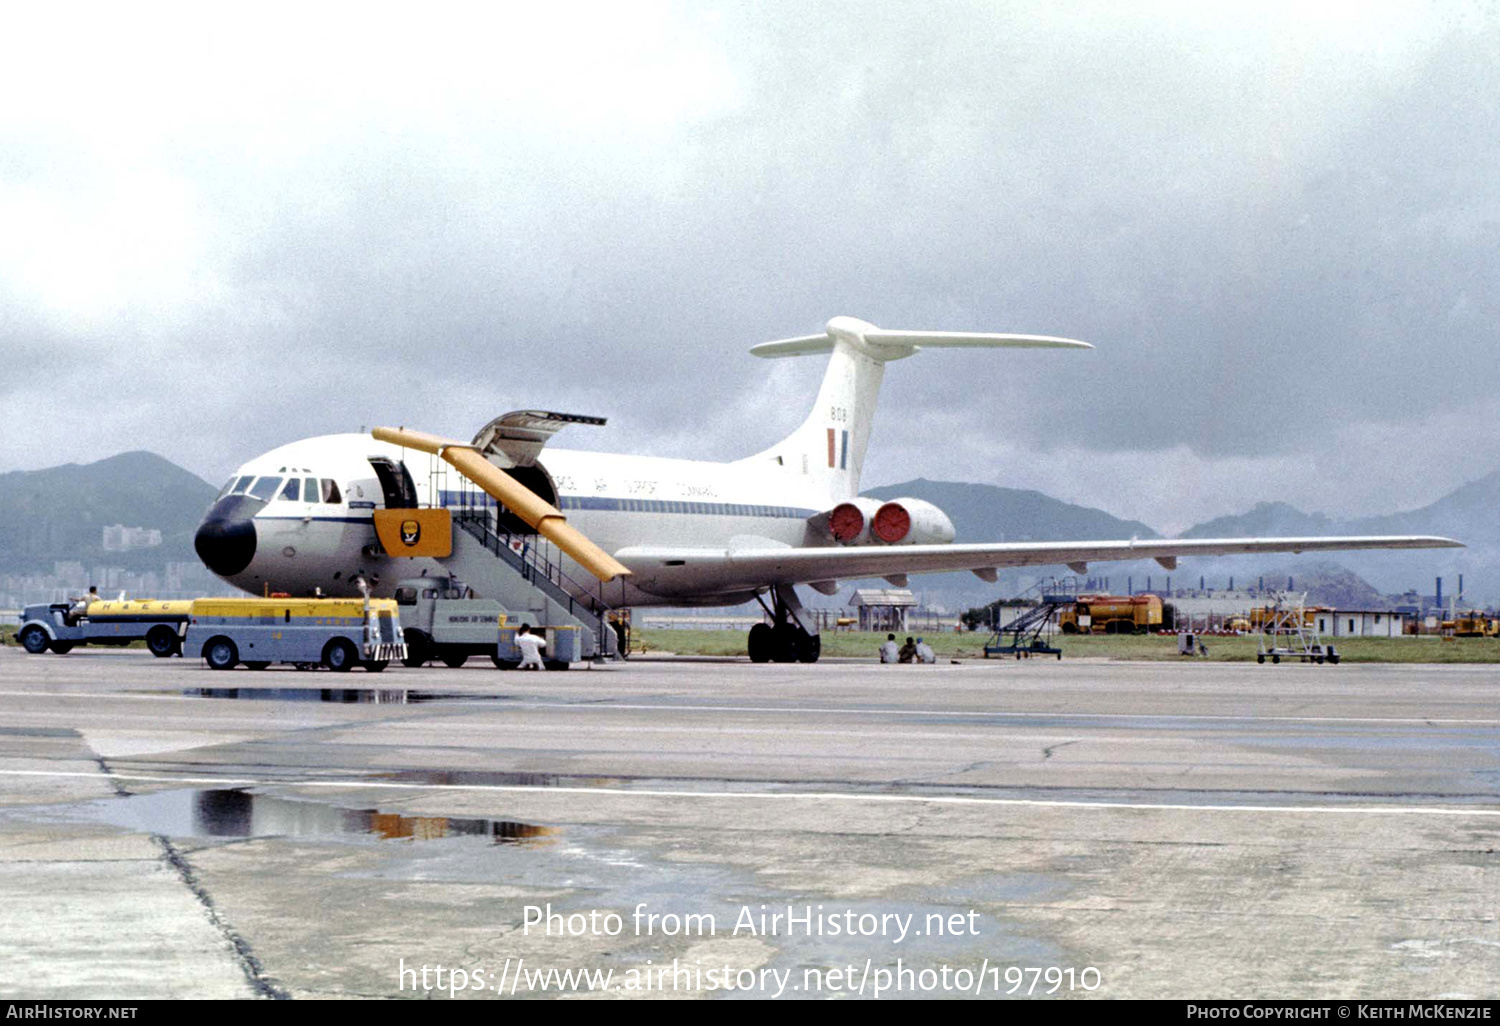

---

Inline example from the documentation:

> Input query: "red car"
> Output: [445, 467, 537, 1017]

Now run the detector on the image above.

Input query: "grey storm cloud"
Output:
[1, 1, 1496, 528]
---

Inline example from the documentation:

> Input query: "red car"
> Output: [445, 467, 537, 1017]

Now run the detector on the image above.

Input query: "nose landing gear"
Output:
[747, 586, 821, 663]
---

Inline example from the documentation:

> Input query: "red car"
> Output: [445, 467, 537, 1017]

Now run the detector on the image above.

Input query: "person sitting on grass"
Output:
[915, 637, 936, 664]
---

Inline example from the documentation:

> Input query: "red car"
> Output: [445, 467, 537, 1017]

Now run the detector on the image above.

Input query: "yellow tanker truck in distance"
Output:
[186, 597, 405, 672]
[1447, 612, 1498, 637]
[1058, 594, 1163, 635]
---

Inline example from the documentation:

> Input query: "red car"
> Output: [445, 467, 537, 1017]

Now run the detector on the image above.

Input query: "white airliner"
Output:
[195, 316, 1461, 662]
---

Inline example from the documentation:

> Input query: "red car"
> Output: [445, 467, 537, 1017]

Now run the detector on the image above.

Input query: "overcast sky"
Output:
[2, 1, 1495, 533]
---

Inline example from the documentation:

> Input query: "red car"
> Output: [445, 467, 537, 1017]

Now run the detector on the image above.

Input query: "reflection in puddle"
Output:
[182, 688, 506, 704]
[390, 769, 623, 789]
[77, 788, 555, 846]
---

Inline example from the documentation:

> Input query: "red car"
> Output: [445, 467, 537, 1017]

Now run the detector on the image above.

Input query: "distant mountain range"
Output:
[861, 472, 1495, 609]
[0, 452, 217, 574]
[1, 453, 1490, 608]
[1173, 471, 1496, 602]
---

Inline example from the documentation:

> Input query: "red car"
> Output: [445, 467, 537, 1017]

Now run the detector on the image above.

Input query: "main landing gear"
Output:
[747, 586, 821, 664]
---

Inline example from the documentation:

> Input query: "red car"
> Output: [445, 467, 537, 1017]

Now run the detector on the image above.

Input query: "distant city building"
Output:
[52, 561, 87, 589]
[2, 559, 218, 610]
[102, 524, 163, 552]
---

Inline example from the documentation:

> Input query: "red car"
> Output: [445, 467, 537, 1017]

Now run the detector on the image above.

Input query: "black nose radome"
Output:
[195, 496, 263, 577]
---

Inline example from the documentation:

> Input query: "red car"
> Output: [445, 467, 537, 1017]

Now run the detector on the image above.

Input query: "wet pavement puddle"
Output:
[180, 687, 510, 704]
[9, 787, 557, 845]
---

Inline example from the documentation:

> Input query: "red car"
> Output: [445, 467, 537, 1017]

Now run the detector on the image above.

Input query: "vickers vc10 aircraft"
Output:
[194, 316, 1461, 662]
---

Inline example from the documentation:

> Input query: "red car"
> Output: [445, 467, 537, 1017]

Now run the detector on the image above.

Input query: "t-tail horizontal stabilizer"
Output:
[749, 315, 1094, 362]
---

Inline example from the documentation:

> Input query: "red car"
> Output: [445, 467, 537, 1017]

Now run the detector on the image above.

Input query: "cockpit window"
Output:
[304, 477, 318, 502]
[230, 475, 255, 495]
[216, 479, 235, 500]
[279, 479, 301, 502]
[321, 478, 342, 504]
[393, 586, 417, 606]
[249, 476, 284, 501]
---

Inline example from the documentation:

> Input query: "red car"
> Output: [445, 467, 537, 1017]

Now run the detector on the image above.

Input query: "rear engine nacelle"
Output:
[871, 498, 955, 545]
[825, 497, 884, 544]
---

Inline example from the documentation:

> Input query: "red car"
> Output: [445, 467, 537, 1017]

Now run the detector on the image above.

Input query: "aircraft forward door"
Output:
[367, 457, 419, 510]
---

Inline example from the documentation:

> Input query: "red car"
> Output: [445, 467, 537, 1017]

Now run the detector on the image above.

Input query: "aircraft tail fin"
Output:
[740, 316, 1091, 505]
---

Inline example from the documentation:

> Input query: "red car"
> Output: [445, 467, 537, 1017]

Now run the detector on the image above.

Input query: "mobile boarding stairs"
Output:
[368, 425, 624, 660]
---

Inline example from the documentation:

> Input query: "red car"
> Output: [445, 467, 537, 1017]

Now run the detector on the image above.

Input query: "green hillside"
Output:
[0, 452, 217, 573]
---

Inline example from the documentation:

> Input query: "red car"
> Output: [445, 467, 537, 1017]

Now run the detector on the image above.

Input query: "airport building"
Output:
[848, 588, 918, 632]
[1311, 610, 1407, 638]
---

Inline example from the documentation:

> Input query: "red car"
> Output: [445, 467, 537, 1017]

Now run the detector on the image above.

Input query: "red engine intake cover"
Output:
[872, 502, 911, 544]
[829, 502, 866, 543]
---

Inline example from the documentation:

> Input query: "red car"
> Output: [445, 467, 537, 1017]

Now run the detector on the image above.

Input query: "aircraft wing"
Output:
[614, 535, 1463, 594]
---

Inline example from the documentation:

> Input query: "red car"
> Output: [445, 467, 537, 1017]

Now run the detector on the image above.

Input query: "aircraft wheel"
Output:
[771, 624, 799, 663]
[1328, 655, 1340, 665]
[441, 653, 468, 669]
[363, 660, 389, 673]
[491, 656, 519, 670]
[19, 625, 50, 654]
[747, 623, 773, 663]
[795, 630, 821, 663]
[402, 629, 431, 668]
[205, 637, 239, 671]
[323, 638, 358, 672]
[146, 626, 179, 658]
[1272, 655, 1281, 664]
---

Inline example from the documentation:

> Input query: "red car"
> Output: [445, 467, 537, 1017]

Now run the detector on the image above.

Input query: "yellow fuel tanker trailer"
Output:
[17, 599, 192, 657]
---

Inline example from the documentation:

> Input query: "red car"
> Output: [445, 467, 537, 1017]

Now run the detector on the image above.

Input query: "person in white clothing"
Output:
[515, 624, 547, 670]
[879, 633, 899, 663]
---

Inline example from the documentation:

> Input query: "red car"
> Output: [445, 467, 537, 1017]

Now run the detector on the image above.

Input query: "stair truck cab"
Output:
[17, 599, 192, 657]
[392, 575, 511, 669]
[187, 596, 406, 672]
[391, 575, 582, 670]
